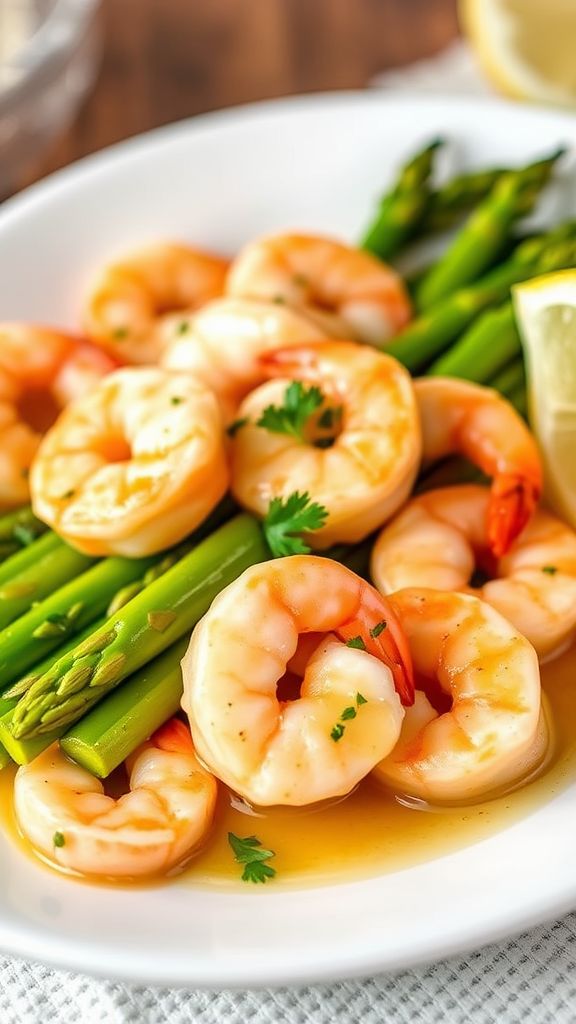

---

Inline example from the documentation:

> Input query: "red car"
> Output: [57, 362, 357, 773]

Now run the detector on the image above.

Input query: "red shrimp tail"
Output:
[336, 605, 415, 708]
[488, 474, 541, 557]
[151, 717, 194, 754]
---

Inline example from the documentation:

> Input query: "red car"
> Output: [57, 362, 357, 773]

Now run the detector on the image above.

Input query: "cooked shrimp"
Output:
[161, 297, 336, 421]
[227, 233, 412, 344]
[14, 719, 217, 879]
[229, 341, 421, 546]
[84, 243, 229, 364]
[373, 589, 548, 803]
[0, 324, 115, 508]
[371, 484, 576, 660]
[415, 377, 542, 556]
[182, 555, 414, 806]
[30, 366, 228, 557]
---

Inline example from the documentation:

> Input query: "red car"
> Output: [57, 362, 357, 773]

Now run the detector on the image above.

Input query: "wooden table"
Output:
[25, 0, 459, 190]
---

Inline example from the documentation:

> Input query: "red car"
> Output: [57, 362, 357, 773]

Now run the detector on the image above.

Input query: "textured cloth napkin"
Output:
[3, 44, 573, 1024]
[2, 911, 576, 1023]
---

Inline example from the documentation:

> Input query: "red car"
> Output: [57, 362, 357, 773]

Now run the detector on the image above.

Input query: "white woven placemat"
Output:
[4, 44, 573, 1023]
[2, 910, 576, 1023]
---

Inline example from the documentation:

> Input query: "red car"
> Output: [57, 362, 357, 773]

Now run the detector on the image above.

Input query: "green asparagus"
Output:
[428, 301, 519, 382]
[0, 540, 93, 631]
[416, 148, 566, 309]
[60, 639, 188, 777]
[0, 743, 12, 771]
[423, 167, 507, 233]
[10, 515, 268, 739]
[361, 138, 444, 260]
[0, 530, 63, 589]
[0, 506, 46, 562]
[490, 358, 526, 398]
[386, 229, 576, 372]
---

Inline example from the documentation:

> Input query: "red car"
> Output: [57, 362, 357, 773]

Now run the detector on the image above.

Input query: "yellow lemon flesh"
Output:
[461, 0, 576, 106]
[514, 270, 576, 527]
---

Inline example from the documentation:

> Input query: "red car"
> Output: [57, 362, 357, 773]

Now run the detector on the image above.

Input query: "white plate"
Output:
[1, 92, 576, 988]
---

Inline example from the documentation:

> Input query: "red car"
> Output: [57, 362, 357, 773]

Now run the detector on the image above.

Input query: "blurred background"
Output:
[2, 0, 575, 200]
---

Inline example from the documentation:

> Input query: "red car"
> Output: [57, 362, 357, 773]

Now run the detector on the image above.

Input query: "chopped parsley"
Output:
[330, 692, 369, 742]
[257, 381, 324, 442]
[60, 489, 76, 500]
[228, 833, 276, 884]
[112, 326, 128, 340]
[227, 416, 249, 438]
[263, 491, 328, 558]
[176, 320, 190, 335]
[170, 396, 184, 406]
[346, 635, 366, 651]
[53, 831, 65, 848]
[370, 620, 387, 639]
[542, 565, 558, 575]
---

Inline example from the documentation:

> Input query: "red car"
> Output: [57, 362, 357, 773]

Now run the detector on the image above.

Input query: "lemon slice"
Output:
[513, 270, 576, 526]
[461, 0, 576, 106]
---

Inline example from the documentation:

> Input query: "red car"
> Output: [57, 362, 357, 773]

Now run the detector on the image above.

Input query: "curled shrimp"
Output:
[415, 377, 542, 556]
[0, 324, 115, 508]
[373, 589, 548, 804]
[161, 297, 336, 421]
[371, 484, 576, 660]
[13, 719, 217, 879]
[229, 341, 422, 546]
[83, 243, 229, 365]
[182, 556, 414, 806]
[30, 366, 228, 557]
[227, 232, 412, 344]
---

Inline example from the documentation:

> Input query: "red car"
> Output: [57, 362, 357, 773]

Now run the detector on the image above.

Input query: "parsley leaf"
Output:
[263, 491, 328, 557]
[53, 831, 65, 848]
[257, 381, 324, 441]
[346, 635, 366, 651]
[228, 833, 276, 884]
[227, 416, 249, 438]
[330, 723, 345, 742]
[340, 706, 357, 721]
[330, 692, 369, 741]
[370, 620, 387, 638]
[356, 692, 368, 706]
[542, 565, 558, 575]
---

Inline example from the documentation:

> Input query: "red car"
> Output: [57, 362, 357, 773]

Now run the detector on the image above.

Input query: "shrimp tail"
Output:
[151, 717, 194, 754]
[488, 473, 541, 557]
[336, 594, 415, 707]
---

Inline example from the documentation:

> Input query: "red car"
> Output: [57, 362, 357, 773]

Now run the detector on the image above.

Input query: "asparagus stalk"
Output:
[490, 358, 525, 397]
[0, 618, 106, 764]
[0, 506, 46, 562]
[0, 530, 64, 589]
[386, 229, 576, 372]
[422, 167, 507, 233]
[416, 148, 566, 309]
[361, 138, 444, 260]
[428, 301, 519, 382]
[60, 639, 188, 777]
[10, 515, 268, 739]
[0, 540, 93, 631]
[0, 743, 11, 771]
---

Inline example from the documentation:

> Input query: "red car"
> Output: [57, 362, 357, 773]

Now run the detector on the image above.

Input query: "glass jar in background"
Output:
[460, 0, 576, 108]
[0, 0, 102, 198]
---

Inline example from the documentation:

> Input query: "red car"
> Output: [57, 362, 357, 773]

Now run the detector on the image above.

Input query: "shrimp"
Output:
[13, 719, 218, 879]
[372, 589, 548, 804]
[415, 377, 542, 557]
[228, 341, 421, 547]
[83, 243, 229, 365]
[227, 232, 412, 345]
[0, 324, 115, 508]
[30, 366, 228, 557]
[161, 297, 336, 421]
[182, 555, 414, 806]
[371, 484, 576, 660]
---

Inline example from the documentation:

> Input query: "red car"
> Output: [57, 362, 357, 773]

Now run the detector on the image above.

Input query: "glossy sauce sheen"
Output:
[1, 643, 576, 889]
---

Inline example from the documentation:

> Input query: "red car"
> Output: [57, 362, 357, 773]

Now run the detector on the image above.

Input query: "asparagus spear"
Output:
[10, 515, 268, 739]
[428, 301, 519, 382]
[0, 506, 46, 562]
[0, 618, 106, 764]
[0, 540, 93, 631]
[416, 148, 566, 309]
[361, 138, 444, 260]
[0, 530, 64, 589]
[60, 640, 188, 777]
[386, 229, 576, 372]
[490, 358, 526, 399]
[0, 743, 11, 771]
[423, 167, 507, 233]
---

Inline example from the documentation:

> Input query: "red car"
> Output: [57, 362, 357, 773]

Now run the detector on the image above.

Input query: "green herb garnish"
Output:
[257, 381, 324, 442]
[263, 491, 328, 558]
[228, 833, 276, 884]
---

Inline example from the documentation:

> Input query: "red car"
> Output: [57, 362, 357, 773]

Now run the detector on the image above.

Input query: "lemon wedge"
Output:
[513, 270, 576, 526]
[460, 0, 576, 106]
